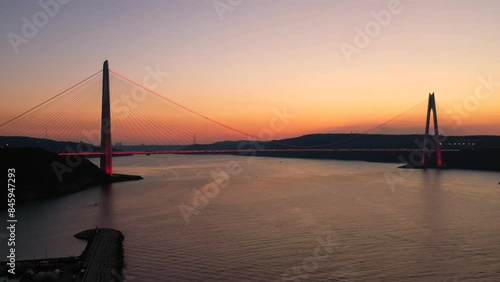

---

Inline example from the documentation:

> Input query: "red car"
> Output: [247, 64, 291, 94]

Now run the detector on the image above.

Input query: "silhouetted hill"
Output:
[4, 134, 500, 153]
[183, 134, 500, 171]
[0, 147, 142, 204]
[0, 136, 186, 153]
[185, 133, 500, 151]
[0, 136, 100, 153]
[3, 134, 500, 171]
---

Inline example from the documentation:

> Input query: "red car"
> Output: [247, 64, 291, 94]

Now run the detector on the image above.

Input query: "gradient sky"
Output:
[1, 0, 500, 140]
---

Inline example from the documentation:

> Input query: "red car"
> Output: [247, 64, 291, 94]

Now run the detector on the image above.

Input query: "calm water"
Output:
[5, 155, 500, 281]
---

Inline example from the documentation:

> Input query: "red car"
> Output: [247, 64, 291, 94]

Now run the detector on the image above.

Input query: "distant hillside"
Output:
[184, 133, 500, 151]
[3, 134, 500, 153]
[2, 134, 500, 171]
[0, 136, 100, 153]
[182, 134, 500, 171]
[0, 136, 187, 153]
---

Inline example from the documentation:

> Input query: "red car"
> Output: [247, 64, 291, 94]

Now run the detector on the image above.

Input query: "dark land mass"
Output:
[0, 147, 142, 204]
[0, 228, 124, 282]
[185, 134, 500, 171]
[250, 148, 500, 171]
[186, 133, 500, 151]
[2, 134, 500, 171]
[0, 136, 101, 154]
[0, 136, 185, 154]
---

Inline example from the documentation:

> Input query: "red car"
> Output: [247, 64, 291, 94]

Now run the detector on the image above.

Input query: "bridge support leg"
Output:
[100, 60, 113, 175]
[422, 93, 442, 167]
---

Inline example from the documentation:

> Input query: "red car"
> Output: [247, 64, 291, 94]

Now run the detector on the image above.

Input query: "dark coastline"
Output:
[246, 148, 500, 172]
[182, 133, 500, 172]
[0, 147, 142, 205]
[0, 228, 124, 281]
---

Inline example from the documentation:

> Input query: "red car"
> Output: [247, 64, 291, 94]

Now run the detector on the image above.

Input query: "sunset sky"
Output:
[1, 0, 500, 141]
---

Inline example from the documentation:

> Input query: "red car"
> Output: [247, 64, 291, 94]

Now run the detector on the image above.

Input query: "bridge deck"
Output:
[58, 148, 459, 157]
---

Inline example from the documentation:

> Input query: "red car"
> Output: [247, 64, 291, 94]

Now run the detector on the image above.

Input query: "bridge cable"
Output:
[109, 68, 429, 149]
[0, 70, 103, 129]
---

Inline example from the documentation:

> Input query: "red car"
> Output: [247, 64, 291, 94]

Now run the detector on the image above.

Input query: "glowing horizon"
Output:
[1, 0, 499, 139]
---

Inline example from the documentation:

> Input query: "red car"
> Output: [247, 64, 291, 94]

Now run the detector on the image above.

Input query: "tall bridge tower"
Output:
[100, 60, 113, 175]
[421, 93, 442, 167]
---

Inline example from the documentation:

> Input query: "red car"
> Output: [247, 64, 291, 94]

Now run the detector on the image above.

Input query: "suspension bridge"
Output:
[1, 61, 463, 175]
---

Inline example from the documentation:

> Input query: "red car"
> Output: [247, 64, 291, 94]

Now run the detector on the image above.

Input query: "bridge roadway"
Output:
[58, 148, 459, 157]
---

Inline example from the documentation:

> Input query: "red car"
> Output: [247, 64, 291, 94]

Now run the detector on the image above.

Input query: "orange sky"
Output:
[1, 0, 499, 143]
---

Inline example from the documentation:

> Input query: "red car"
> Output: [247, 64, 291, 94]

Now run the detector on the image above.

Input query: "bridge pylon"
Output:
[421, 93, 442, 167]
[100, 60, 113, 175]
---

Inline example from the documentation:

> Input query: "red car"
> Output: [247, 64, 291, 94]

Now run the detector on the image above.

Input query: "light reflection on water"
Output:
[5, 155, 500, 281]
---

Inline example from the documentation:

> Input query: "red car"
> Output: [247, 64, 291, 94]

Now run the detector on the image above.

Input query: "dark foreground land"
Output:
[0, 228, 124, 282]
[0, 148, 142, 204]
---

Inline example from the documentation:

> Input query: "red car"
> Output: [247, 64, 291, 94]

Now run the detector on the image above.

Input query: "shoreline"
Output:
[0, 147, 143, 206]
[241, 150, 500, 172]
[0, 228, 125, 281]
